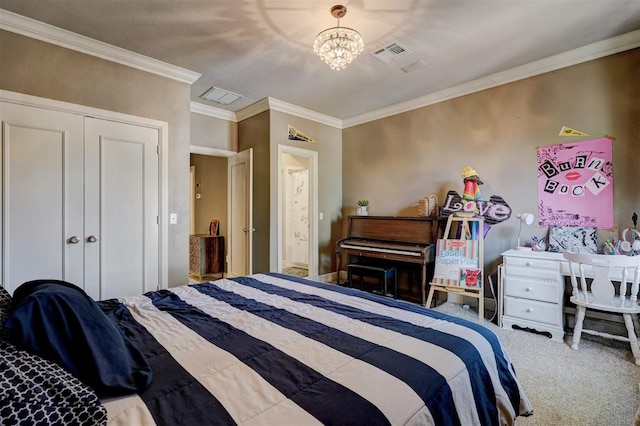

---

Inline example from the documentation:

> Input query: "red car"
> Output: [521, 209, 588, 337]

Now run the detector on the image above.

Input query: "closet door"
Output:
[1, 102, 160, 300]
[84, 118, 159, 300]
[0, 102, 84, 293]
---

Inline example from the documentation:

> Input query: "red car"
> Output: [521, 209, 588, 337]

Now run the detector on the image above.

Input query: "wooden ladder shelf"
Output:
[426, 214, 485, 323]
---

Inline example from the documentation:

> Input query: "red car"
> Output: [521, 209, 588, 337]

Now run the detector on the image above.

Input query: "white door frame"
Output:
[277, 145, 318, 279]
[189, 165, 196, 235]
[0, 89, 169, 289]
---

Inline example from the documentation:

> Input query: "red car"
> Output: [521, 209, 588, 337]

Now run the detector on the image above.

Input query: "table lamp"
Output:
[516, 213, 534, 250]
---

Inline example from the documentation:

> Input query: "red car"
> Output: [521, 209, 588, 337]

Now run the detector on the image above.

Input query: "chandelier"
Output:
[313, 5, 364, 70]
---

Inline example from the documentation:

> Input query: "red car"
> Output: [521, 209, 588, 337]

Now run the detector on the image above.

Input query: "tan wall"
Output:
[238, 111, 271, 273]
[190, 154, 228, 240]
[191, 112, 237, 151]
[5, 26, 635, 283]
[0, 30, 192, 285]
[343, 49, 640, 273]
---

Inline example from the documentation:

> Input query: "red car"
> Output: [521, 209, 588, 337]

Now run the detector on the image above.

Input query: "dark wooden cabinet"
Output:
[189, 235, 225, 281]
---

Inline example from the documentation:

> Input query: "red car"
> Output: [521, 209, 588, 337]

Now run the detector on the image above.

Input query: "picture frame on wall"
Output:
[209, 219, 219, 236]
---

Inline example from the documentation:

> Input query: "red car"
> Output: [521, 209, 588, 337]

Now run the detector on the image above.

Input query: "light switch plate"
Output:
[169, 213, 178, 224]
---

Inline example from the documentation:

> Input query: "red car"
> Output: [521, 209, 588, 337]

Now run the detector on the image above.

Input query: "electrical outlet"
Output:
[169, 213, 178, 224]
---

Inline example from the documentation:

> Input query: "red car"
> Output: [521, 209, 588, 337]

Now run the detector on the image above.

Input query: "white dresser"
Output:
[501, 249, 565, 342]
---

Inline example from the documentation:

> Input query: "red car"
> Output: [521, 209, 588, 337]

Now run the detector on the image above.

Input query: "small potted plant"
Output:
[356, 199, 369, 216]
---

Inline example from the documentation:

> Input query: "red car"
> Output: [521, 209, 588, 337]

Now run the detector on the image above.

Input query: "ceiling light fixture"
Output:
[313, 5, 364, 71]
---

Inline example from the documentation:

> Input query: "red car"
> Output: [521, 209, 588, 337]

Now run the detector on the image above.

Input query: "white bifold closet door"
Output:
[1, 102, 159, 300]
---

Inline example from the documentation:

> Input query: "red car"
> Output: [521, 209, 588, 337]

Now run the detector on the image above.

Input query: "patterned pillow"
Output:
[0, 340, 107, 425]
[547, 226, 598, 254]
[0, 285, 11, 341]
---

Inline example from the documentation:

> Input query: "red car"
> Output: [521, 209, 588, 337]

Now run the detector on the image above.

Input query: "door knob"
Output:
[67, 236, 80, 244]
[87, 235, 97, 243]
[243, 227, 256, 233]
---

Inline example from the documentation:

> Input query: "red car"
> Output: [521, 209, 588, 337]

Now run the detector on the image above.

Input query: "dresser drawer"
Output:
[504, 256, 561, 281]
[504, 297, 561, 326]
[504, 255, 559, 271]
[503, 277, 561, 303]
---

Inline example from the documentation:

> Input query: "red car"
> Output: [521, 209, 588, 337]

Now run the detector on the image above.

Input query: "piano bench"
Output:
[347, 264, 398, 299]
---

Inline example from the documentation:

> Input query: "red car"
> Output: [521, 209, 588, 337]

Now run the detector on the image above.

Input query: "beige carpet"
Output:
[432, 302, 640, 425]
[282, 266, 309, 277]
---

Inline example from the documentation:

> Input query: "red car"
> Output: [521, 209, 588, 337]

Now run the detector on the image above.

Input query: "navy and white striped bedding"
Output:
[100, 273, 532, 425]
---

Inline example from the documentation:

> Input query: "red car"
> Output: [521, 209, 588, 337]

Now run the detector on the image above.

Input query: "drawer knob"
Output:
[526, 262, 532, 266]
[526, 287, 533, 292]
[526, 308, 534, 313]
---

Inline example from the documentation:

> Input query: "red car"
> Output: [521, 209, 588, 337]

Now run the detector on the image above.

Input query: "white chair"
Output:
[563, 251, 640, 365]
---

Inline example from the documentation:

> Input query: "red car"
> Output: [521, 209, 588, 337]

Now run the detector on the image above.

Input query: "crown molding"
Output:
[236, 97, 342, 128]
[190, 101, 237, 121]
[235, 98, 270, 122]
[0, 8, 201, 85]
[4, 7, 636, 129]
[343, 29, 640, 128]
[266, 98, 342, 129]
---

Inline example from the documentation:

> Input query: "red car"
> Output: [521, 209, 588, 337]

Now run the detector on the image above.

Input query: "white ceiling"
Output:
[1, 0, 639, 123]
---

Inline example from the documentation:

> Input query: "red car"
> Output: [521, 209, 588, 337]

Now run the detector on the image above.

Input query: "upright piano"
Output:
[336, 216, 437, 305]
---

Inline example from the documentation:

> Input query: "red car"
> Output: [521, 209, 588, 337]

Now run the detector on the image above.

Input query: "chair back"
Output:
[563, 251, 640, 312]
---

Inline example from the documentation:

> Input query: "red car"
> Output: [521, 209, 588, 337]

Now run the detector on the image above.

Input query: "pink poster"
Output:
[537, 138, 613, 228]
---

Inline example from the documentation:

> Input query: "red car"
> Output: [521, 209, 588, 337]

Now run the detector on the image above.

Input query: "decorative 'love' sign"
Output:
[439, 190, 511, 225]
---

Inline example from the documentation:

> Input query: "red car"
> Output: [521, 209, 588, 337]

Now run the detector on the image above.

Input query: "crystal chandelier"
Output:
[313, 5, 364, 71]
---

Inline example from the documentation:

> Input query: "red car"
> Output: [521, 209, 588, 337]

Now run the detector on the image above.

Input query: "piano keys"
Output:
[336, 216, 437, 305]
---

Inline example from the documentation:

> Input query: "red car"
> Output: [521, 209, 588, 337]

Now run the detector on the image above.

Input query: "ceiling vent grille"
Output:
[200, 87, 243, 105]
[372, 41, 411, 64]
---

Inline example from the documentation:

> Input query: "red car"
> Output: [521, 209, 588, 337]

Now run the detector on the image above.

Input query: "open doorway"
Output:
[188, 154, 230, 283]
[278, 145, 317, 279]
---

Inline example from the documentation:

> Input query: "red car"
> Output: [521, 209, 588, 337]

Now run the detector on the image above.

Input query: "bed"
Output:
[2, 273, 533, 425]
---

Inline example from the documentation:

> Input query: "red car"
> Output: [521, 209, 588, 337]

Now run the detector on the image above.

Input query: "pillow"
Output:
[0, 285, 12, 341]
[547, 226, 598, 254]
[0, 340, 107, 425]
[5, 280, 153, 398]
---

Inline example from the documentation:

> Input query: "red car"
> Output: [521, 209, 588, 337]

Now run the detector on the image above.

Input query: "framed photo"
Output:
[460, 268, 482, 288]
[209, 219, 219, 236]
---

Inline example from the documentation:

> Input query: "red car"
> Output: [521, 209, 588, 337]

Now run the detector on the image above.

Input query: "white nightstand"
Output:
[500, 249, 565, 342]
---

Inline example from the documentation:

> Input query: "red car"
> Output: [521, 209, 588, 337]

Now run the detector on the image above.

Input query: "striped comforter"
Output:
[100, 273, 532, 425]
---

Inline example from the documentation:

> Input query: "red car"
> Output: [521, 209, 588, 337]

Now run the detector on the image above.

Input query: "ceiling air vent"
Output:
[200, 87, 243, 105]
[372, 41, 411, 64]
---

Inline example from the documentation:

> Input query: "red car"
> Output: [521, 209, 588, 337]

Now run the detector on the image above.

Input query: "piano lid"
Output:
[346, 215, 436, 245]
[338, 242, 424, 257]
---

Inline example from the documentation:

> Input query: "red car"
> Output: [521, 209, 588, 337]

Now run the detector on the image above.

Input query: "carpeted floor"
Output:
[282, 266, 309, 277]
[432, 302, 640, 426]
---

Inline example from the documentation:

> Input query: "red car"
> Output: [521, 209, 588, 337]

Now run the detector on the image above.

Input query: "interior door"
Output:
[85, 118, 159, 299]
[227, 148, 253, 277]
[0, 102, 84, 294]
